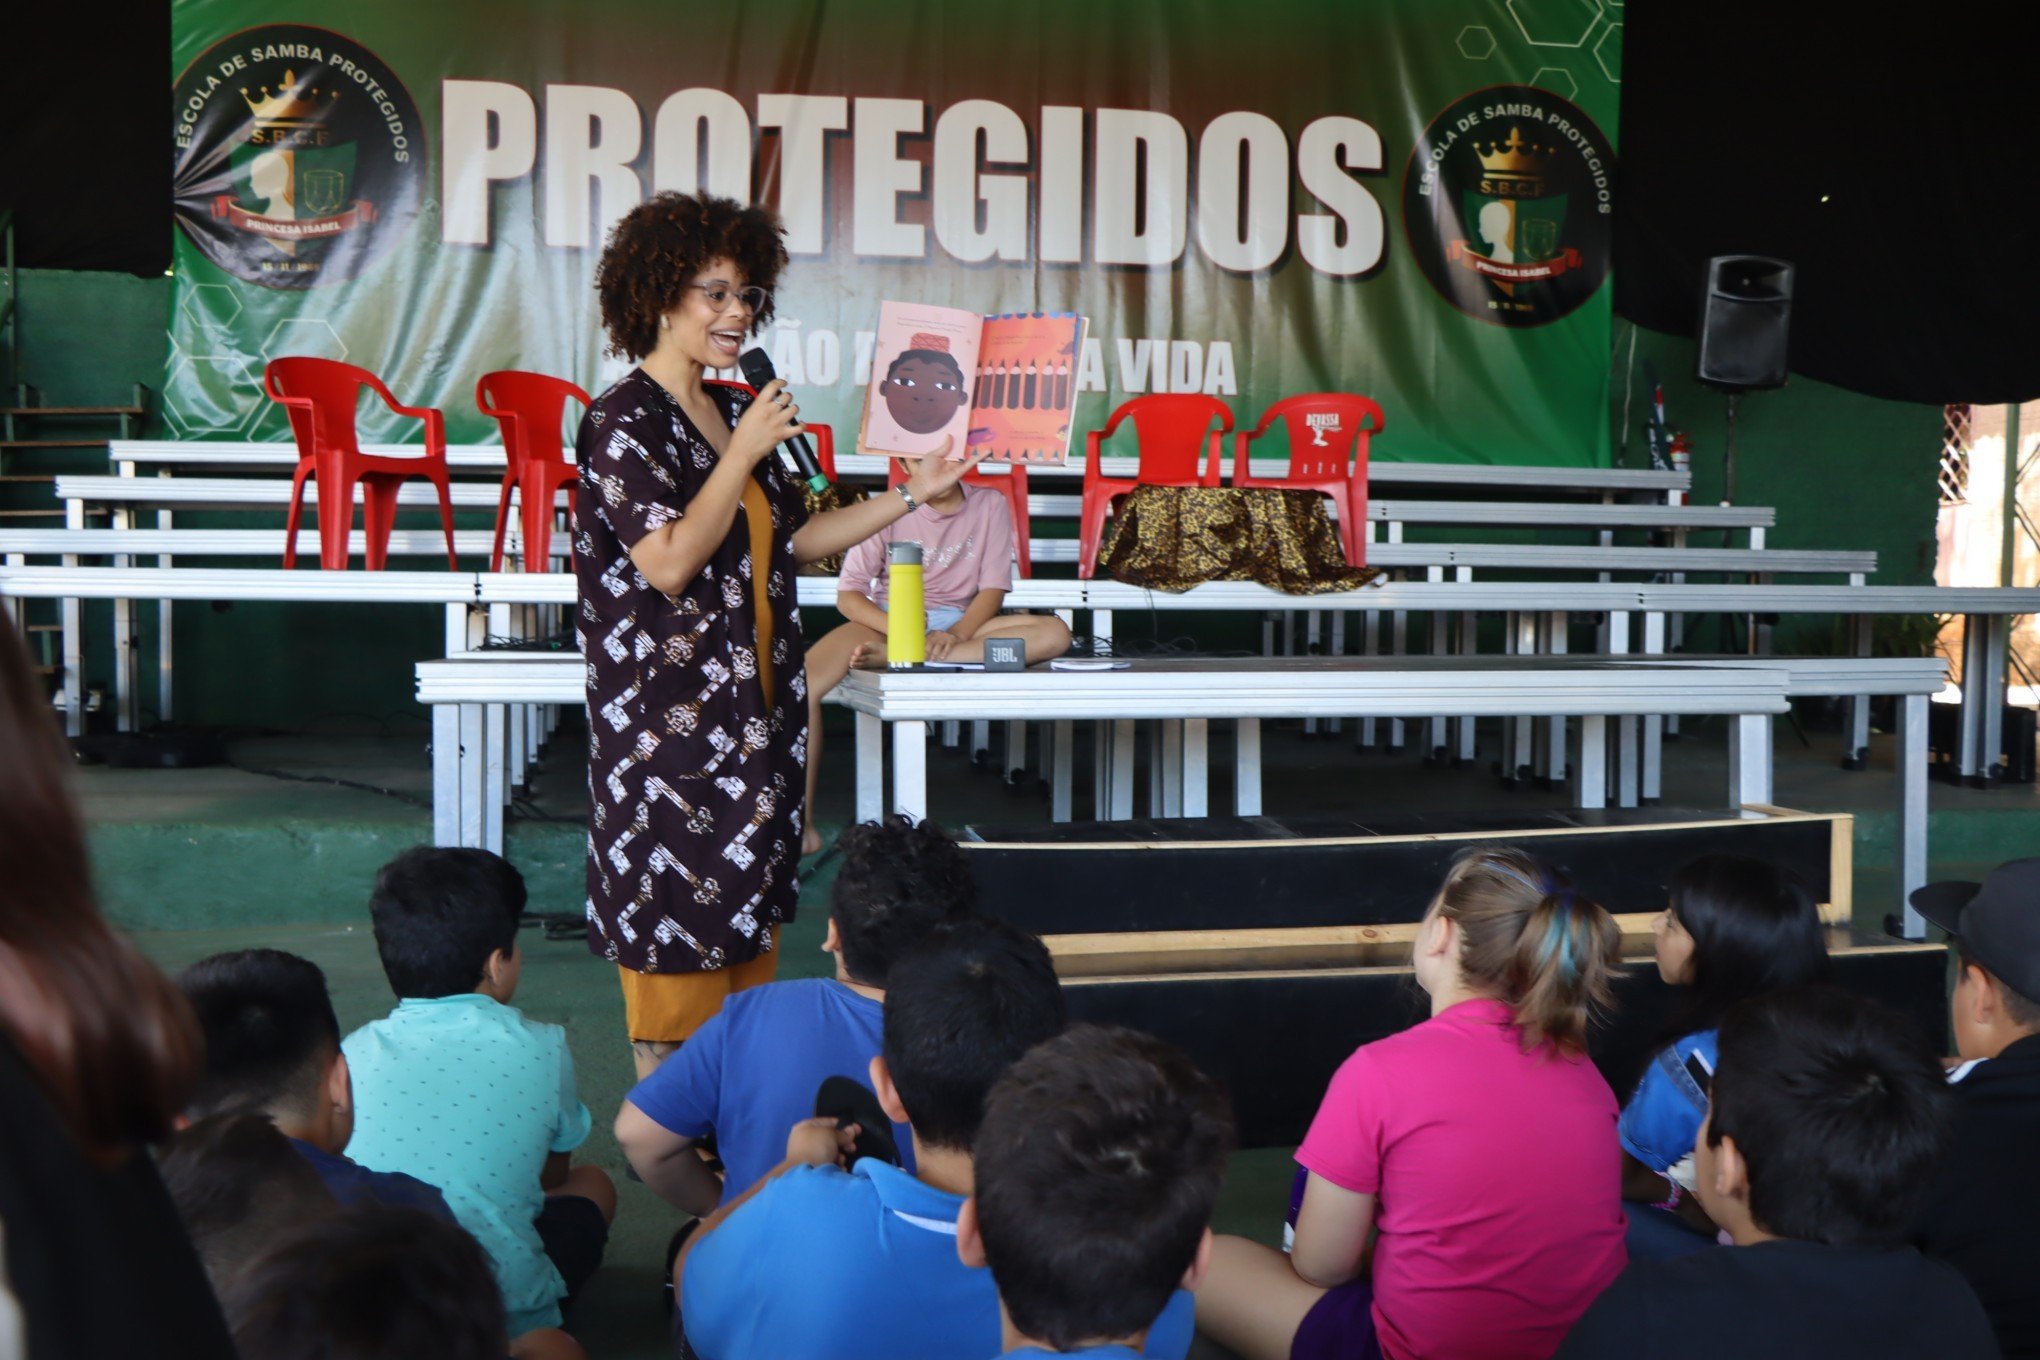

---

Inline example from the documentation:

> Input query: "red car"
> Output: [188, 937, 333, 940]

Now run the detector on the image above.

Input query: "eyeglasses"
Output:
[688, 283, 770, 314]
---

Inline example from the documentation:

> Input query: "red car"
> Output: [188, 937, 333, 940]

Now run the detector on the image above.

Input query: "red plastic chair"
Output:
[264, 357, 458, 571]
[886, 458, 1033, 578]
[1233, 393, 1387, 568]
[704, 379, 838, 479]
[1076, 395, 1234, 579]
[475, 371, 591, 573]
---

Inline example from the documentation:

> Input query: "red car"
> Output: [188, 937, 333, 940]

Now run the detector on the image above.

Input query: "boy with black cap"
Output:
[1912, 858, 2040, 1358]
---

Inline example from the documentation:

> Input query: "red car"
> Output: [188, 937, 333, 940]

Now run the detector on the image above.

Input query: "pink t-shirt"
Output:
[1295, 997, 1626, 1360]
[839, 483, 1016, 611]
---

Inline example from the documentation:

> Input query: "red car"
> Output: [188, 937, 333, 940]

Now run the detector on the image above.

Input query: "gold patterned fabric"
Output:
[1096, 485, 1381, 593]
[797, 483, 868, 577]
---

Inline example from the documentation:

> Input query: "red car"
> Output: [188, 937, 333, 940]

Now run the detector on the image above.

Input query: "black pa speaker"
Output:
[1696, 255, 1794, 390]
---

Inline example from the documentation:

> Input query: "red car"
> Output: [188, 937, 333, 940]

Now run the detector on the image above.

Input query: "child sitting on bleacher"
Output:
[1558, 987, 1995, 1359]
[615, 815, 978, 1215]
[1618, 855, 1829, 1258]
[960, 1024, 1234, 1358]
[800, 469, 1070, 856]
[1911, 860, 2040, 1358]
[341, 847, 615, 1350]
[1196, 846, 1627, 1360]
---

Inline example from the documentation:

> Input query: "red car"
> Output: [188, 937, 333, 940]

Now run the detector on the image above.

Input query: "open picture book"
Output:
[857, 301, 1088, 465]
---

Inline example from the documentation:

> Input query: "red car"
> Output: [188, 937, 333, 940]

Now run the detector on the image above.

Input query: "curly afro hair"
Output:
[595, 192, 789, 361]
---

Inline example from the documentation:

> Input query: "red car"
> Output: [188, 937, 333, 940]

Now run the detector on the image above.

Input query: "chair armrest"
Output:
[1231, 429, 1264, 487]
[385, 402, 447, 455]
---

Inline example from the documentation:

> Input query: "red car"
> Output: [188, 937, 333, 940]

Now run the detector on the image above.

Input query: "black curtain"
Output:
[1615, 1, 2040, 405]
[0, 8, 171, 275]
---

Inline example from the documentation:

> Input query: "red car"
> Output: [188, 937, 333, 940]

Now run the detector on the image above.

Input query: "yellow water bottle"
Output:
[887, 541, 926, 668]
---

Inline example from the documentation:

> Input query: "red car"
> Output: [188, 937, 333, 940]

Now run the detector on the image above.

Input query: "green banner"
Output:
[168, 0, 1621, 464]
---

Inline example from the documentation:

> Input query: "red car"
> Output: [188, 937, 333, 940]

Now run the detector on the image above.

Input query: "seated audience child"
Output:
[959, 1024, 1235, 1359]
[1912, 860, 2040, 1357]
[158, 1111, 337, 1293]
[679, 917, 1195, 1360]
[615, 815, 977, 1215]
[1196, 845, 1627, 1360]
[222, 1205, 524, 1360]
[342, 847, 616, 1346]
[1619, 855, 1828, 1257]
[1557, 987, 1995, 1359]
[177, 948, 453, 1217]
[800, 469, 1070, 855]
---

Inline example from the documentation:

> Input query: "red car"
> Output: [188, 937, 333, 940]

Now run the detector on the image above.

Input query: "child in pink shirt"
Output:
[1196, 846, 1629, 1360]
[801, 470, 1070, 855]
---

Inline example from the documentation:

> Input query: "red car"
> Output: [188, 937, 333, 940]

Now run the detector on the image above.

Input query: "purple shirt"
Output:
[840, 483, 1015, 611]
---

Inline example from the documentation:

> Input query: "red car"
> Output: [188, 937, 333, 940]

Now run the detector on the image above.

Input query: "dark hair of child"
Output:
[1430, 845, 1621, 1054]
[1955, 937, 2040, 1028]
[367, 847, 526, 1000]
[158, 1111, 337, 1291]
[178, 949, 341, 1120]
[1706, 986, 1954, 1246]
[1660, 853, 1830, 1042]
[885, 349, 967, 387]
[594, 191, 787, 360]
[829, 815, 981, 987]
[975, 1024, 1235, 1352]
[880, 916, 1067, 1151]
[222, 1205, 510, 1360]
[0, 623, 200, 1157]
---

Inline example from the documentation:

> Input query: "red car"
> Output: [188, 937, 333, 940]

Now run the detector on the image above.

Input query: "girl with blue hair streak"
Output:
[1198, 845, 1626, 1360]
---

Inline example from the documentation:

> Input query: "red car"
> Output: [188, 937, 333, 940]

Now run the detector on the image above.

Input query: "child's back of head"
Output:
[1660, 853, 1829, 1038]
[158, 1111, 337, 1292]
[1429, 845, 1621, 1053]
[368, 847, 525, 999]
[973, 1024, 1234, 1351]
[222, 1204, 509, 1360]
[881, 915, 1065, 1151]
[1707, 986, 1953, 1246]
[177, 948, 340, 1121]
[829, 815, 980, 988]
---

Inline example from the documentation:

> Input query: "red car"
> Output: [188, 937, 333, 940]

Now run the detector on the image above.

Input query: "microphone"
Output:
[737, 348, 831, 493]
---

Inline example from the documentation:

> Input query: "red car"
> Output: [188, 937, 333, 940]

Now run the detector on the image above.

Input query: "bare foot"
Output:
[848, 641, 881, 670]
[802, 822, 824, 857]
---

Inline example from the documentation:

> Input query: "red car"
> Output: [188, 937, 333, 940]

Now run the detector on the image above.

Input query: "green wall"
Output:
[10, 270, 1948, 730]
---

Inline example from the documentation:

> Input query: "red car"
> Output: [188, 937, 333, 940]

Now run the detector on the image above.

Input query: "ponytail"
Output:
[1431, 846, 1620, 1054]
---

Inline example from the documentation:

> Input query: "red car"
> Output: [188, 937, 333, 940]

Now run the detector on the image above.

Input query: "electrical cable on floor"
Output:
[226, 763, 432, 809]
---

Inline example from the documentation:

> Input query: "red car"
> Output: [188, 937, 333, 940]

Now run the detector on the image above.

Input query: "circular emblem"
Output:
[1402, 85, 1613, 327]
[172, 25, 424, 288]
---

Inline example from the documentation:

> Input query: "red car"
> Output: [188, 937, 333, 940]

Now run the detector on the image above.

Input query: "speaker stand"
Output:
[1722, 390, 1741, 505]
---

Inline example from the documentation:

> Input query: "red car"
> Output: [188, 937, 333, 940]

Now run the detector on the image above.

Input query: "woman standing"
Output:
[578, 192, 981, 1076]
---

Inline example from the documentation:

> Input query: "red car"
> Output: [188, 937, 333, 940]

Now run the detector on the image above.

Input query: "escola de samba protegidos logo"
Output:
[173, 24, 425, 288]
[1401, 84, 1613, 328]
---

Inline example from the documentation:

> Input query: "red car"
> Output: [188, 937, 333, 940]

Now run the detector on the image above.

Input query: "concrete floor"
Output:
[98, 706, 2040, 1359]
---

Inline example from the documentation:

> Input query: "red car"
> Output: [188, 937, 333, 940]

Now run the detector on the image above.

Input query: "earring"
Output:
[660, 316, 670, 330]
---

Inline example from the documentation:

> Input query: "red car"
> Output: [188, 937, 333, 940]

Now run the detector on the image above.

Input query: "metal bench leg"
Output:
[1184, 719, 1209, 816]
[1051, 720, 1074, 822]
[892, 720, 929, 820]
[1642, 612, 1666, 803]
[1455, 606, 1478, 764]
[1160, 720, 1183, 816]
[1109, 719, 1136, 821]
[1543, 611, 1569, 786]
[1305, 613, 1323, 735]
[483, 702, 508, 856]
[1004, 720, 1027, 778]
[432, 704, 461, 847]
[459, 701, 485, 848]
[1359, 611, 1380, 750]
[1235, 718, 1262, 815]
[1730, 712, 1774, 808]
[1899, 692, 1930, 936]
[1577, 715, 1608, 809]
[1327, 613, 1345, 735]
[1844, 613, 1872, 769]
[1981, 614, 2010, 786]
[1388, 608, 1408, 752]
[855, 711, 884, 824]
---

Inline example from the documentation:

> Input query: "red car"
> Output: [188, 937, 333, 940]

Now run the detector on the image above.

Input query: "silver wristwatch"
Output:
[895, 484, 918, 512]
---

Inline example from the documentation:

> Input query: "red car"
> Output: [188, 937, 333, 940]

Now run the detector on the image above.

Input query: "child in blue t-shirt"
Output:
[614, 815, 980, 1218]
[1621, 854, 1829, 1258]
[960, 1024, 1234, 1360]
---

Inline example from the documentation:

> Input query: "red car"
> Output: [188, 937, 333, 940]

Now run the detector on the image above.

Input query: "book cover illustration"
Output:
[859, 304, 1087, 465]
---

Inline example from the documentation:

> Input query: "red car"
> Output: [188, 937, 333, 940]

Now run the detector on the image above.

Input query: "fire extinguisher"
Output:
[1668, 432, 1692, 506]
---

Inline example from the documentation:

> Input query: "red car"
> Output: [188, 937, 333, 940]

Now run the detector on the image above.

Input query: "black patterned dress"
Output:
[573, 370, 808, 974]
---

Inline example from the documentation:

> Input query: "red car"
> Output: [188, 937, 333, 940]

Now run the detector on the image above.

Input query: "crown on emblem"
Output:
[1473, 127, 1557, 178]
[239, 71, 327, 127]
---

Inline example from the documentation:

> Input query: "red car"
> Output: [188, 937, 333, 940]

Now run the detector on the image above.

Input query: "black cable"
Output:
[226, 763, 432, 809]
